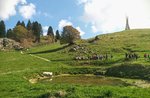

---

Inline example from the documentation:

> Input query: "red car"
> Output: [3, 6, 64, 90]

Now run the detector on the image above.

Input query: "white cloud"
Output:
[19, 3, 36, 19]
[43, 26, 49, 36]
[79, 0, 150, 34]
[91, 25, 98, 33]
[0, 0, 27, 20]
[76, 27, 85, 36]
[58, 19, 85, 36]
[58, 19, 73, 30]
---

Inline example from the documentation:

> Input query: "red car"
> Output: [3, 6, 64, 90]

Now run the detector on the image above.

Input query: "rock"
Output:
[55, 91, 67, 97]
[13, 44, 23, 50]
[0, 38, 23, 51]
[69, 47, 77, 52]
[43, 72, 53, 77]
[75, 45, 80, 49]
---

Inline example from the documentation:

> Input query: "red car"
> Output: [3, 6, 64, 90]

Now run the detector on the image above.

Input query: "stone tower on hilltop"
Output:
[125, 16, 130, 30]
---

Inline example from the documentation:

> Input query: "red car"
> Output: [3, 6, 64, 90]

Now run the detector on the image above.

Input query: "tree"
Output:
[16, 21, 21, 26]
[95, 36, 99, 40]
[26, 20, 32, 30]
[13, 25, 28, 42]
[32, 21, 41, 43]
[0, 20, 6, 38]
[47, 26, 54, 36]
[55, 30, 60, 41]
[47, 26, 55, 42]
[12, 25, 34, 48]
[39, 23, 43, 36]
[21, 21, 25, 27]
[60, 26, 81, 45]
[6, 29, 14, 38]
[12, 25, 29, 42]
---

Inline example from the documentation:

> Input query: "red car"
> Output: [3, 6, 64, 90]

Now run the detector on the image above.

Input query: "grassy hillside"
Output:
[87, 29, 150, 53]
[1, 29, 150, 97]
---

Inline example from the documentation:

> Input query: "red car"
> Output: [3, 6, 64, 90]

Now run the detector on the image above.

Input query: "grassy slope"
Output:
[85, 29, 150, 65]
[93, 29, 150, 54]
[28, 29, 150, 66]
[1, 29, 150, 97]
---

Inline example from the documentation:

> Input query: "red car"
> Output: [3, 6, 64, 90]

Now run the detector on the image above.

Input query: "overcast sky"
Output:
[0, 0, 150, 38]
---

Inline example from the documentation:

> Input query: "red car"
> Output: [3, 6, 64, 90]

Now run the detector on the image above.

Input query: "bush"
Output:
[106, 64, 150, 80]
[103, 90, 113, 97]
[38, 92, 51, 98]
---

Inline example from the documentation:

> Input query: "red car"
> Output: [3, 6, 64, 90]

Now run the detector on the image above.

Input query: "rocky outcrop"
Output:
[0, 38, 23, 51]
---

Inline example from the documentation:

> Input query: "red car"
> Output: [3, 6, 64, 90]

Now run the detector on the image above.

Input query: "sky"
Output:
[0, 0, 150, 39]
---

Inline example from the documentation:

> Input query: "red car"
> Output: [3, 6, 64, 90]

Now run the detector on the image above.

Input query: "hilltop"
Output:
[85, 29, 150, 54]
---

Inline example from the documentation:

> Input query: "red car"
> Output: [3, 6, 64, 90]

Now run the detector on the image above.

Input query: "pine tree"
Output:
[16, 21, 21, 26]
[6, 29, 14, 38]
[39, 23, 43, 36]
[21, 21, 25, 27]
[47, 26, 55, 42]
[26, 20, 32, 30]
[32, 21, 41, 43]
[47, 26, 54, 37]
[55, 30, 60, 40]
[0, 20, 6, 38]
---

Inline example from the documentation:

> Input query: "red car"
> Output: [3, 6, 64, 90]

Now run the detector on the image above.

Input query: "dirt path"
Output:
[0, 68, 30, 75]
[29, 54, 51, 62]
[20, 51, 51, 62]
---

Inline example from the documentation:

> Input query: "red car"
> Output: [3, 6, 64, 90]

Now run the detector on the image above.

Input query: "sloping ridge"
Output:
[88, 29, 150, 53]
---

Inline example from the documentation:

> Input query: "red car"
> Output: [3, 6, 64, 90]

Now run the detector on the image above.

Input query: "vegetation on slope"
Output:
[1, 29, 150, 97]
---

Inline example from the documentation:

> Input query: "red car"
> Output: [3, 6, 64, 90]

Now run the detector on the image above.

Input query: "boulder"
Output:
[55, 91, 67, 97]
[0, 38, 23, 51]
[43, 72, 53, 77]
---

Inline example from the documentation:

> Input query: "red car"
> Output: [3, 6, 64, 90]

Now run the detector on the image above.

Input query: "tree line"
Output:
[0, 20, 81, 47]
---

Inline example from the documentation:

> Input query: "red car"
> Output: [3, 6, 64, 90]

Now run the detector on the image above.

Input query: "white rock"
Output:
[43, 72, 53, 76]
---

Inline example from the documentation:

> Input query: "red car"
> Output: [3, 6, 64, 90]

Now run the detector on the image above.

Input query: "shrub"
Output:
[106, 64, 150, 80]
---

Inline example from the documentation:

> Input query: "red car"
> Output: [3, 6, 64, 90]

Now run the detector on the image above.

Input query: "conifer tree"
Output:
[0, 20, 6, 38]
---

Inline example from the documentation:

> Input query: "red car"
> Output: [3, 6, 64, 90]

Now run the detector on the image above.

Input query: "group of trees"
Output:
[7, 20, 43, 43]
[46, 26, 61, 42]
[0, 20, 81, 47]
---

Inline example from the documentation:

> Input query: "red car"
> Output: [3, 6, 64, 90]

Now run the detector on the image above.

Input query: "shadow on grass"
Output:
[51, 58, 125, 66]
[89, 58, 124, 66]
[29, 45, 71, 54]
[51, 59, 73, 62]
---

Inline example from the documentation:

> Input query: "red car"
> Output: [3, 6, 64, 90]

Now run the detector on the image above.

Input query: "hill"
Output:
[1, 29, 150, 97]
[25, 29, 150, 78]
[85, 29, 150, 53]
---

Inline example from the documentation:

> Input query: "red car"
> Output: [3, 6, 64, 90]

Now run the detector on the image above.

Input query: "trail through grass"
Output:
[29, 54, 51, 62]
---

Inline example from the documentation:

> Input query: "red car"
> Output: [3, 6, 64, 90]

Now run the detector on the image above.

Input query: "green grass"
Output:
[1, 29, 150, 97]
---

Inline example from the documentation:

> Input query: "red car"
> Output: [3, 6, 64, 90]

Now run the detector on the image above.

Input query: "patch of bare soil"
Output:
[28, 74, 52, 84]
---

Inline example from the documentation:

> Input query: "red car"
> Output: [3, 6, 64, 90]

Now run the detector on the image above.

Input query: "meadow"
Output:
[1, 29, 150, 97]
